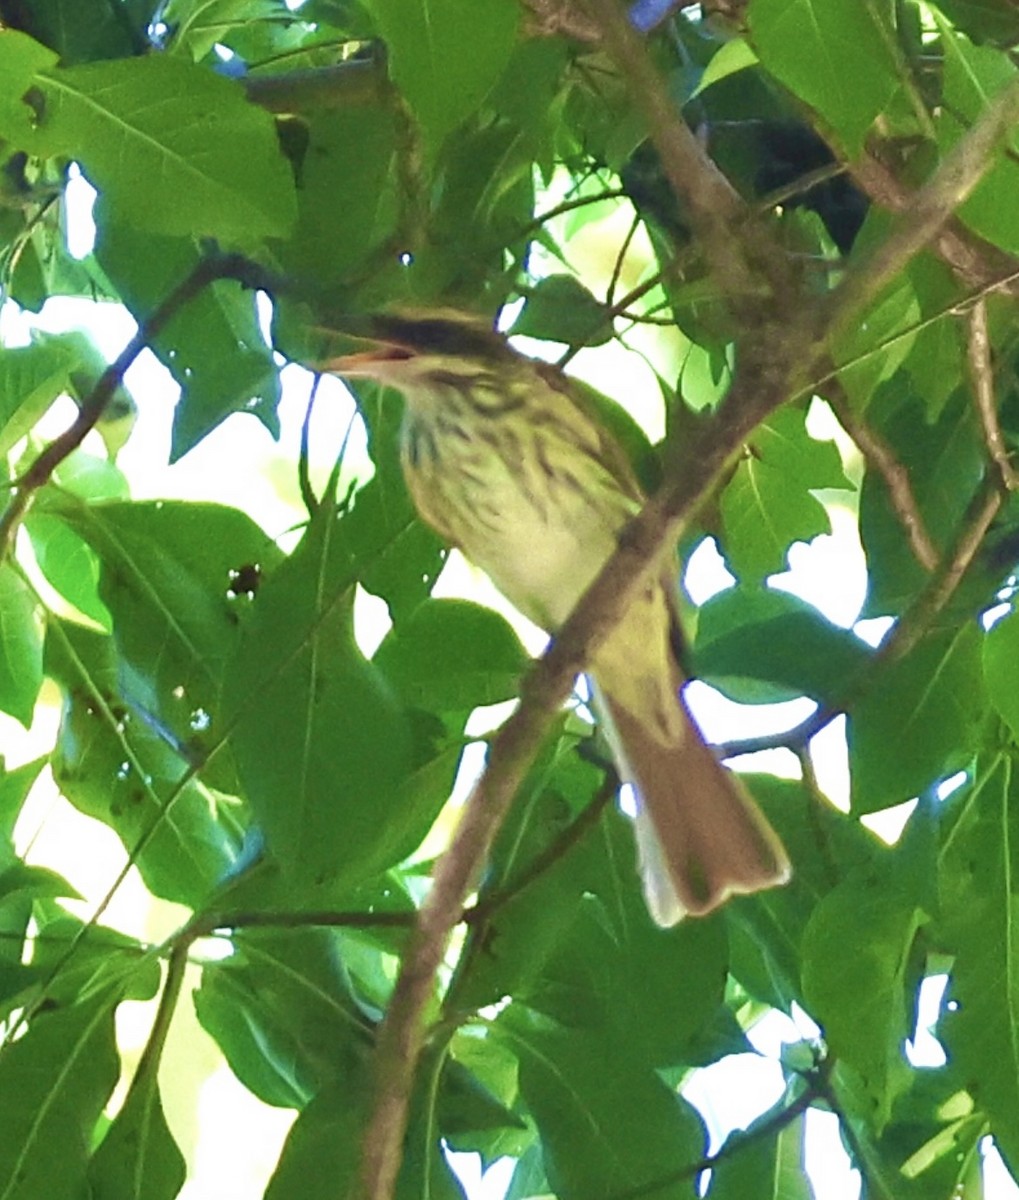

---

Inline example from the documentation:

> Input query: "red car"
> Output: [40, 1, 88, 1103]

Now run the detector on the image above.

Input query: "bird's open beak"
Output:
[321, 344, 415, 377]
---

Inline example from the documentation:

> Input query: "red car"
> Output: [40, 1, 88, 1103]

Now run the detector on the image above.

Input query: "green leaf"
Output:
[719, 406, 846, 580]
[0, 755, 47, 847]
[87, 1074, 185, 1200]
[461, 742, 730, 1066]
[0, 987, 121, 1200]
[0, 31, 59, 143]
[51, 498, 281, 785]
[26, 514, 111, 629]
[368, 0, 520, 143]
[305, 386, 446, 620]
[194, 929, 373, 1109]
[692, 38, 760, 98]
[512, 1012, 706, 1200]
[438, 1057, 528, 1155]
[3, 53, 296, 242]
[0, 340, 75, 455]
[510, 275, 614, 347]
[939, 757, 1019, 1174]
[849, 623, 985, 813]
[46, 620, 240, 907]
[693, 584, 870, 705]
[983, 603, 1019, 741]
[374, 598, 527, 713]
[937, 0, 1019, 45]
[899, 254, 967, 422]
[0, 565, 43, 728]
[264, 1074, 370, 1200]
[726, 775, 882, 1010]
[748, 0, 903, 155]
[832, 266, 920, 410]
[164, 0, 284, 61]
[222, 499, 415, 888]
[265, 1054, 466, 1200]
[802, 873, 924, 1128]
[94, 214, 281, 456]
[276, 106, 400, 282]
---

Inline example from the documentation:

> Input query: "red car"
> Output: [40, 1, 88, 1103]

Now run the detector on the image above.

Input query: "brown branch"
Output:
[825, 384, 939, 573]
[966, 297, 1019, 491]
[851, 150, 1019, 299]
[519, 0, 603, 41]
[828, 77, 1019, 338]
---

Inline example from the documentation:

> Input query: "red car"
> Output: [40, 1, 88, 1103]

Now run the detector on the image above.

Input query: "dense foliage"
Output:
[3, 0, 1019, 1197]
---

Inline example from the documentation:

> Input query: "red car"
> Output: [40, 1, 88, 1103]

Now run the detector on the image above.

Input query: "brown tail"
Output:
[602, 693, 790, 925]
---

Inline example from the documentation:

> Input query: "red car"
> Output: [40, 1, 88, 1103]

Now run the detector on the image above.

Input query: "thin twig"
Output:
[826, 384, 939, 572]
[795, 747, 841, 890]
[606, 210, 642, 307]
[464, 770, 618, 926]
[719, 477, 1003, 760]
[966, 297, 1018, 491]
[0, 253, 274, 560]
[612, 1067, 828, 1200]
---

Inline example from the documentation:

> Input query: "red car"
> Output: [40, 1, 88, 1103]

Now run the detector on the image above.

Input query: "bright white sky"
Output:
[2, 167, 1016, 1200]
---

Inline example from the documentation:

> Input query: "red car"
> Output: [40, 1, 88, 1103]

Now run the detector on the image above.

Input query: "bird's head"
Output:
[317, 308, 516, 391]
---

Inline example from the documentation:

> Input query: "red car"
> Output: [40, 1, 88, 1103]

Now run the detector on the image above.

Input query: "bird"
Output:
[321, 308, 790, 924]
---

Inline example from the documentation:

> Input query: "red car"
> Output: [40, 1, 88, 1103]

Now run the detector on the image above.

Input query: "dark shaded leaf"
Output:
[0, 986, 121, 1200]
[512, 1010, 706, 1200]
[693, 584, 869, 705]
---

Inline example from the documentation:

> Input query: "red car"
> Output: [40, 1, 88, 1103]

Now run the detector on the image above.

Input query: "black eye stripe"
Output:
[371, 316, 510, 362]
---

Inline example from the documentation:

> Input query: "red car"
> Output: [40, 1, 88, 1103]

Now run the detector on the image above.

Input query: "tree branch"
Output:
[0, 253, 275, 561]
[825, 383, 939, 573]
[829, 78, 1019, 335]
[613, 1062, 829, 1200]
[966, 296, 1018, 491]
[582, 0, 796, 310]
[851, 148, 1019, 299]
